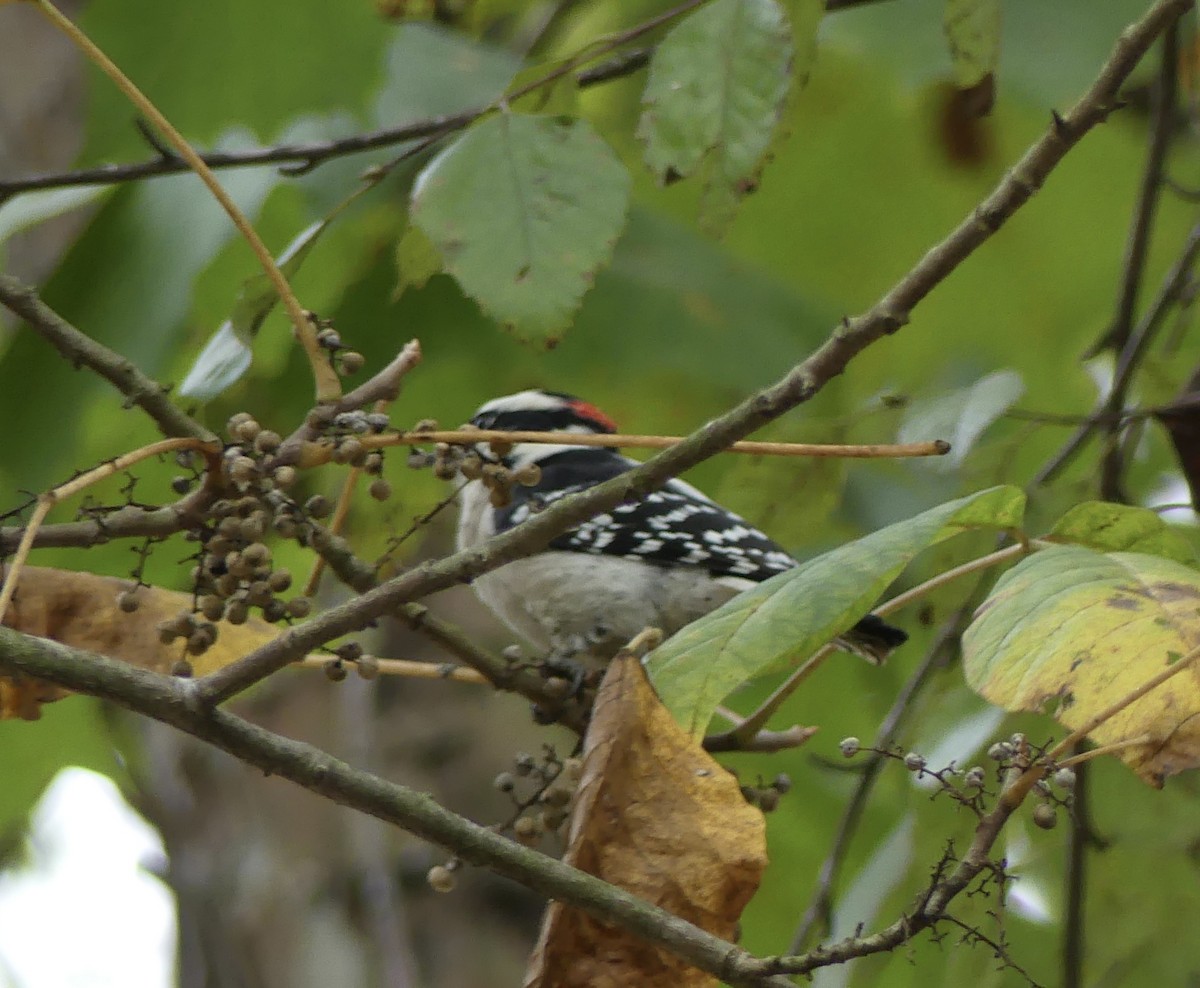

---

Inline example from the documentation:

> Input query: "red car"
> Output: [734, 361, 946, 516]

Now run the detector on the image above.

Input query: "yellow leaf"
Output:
[964, 546, 1200, 786]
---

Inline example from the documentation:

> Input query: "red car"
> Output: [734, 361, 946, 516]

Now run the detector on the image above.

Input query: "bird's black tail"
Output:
[834, 614, 908, 665]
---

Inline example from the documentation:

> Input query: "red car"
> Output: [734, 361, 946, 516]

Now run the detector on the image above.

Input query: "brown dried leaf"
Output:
[1, 566, 279, 719]
[525, 653, 767, 988]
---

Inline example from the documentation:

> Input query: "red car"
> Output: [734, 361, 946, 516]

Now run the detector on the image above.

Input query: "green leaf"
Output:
[410, 113, 631, 342]
[943, 0, 1002, 89]
[638, 0, 793, 233]
[393, 220, 444, 299]
[179, 219, 329, 400]
[0, 186, 110, 249]
[963, 546, 1200, 786]
[897, 369, 1024, 470]
[647, 485, 1026, 737]
[1046, 501, 1198, 566]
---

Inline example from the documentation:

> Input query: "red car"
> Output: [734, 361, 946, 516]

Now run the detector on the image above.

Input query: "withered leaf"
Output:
[1, 567, 279, 719]
[525, 653, 766, 988]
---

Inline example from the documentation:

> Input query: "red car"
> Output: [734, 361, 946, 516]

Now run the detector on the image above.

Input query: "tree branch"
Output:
[0, 626, 793, 988]
[194, 0, 1189, 708]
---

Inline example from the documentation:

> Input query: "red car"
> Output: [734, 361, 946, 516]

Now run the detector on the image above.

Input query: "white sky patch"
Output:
[0, 768, 176, 988]
[1145, 473, 1197, 526]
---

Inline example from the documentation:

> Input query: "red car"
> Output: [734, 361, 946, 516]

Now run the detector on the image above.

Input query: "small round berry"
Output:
[1032, 803, 1058, 830]
[903, 752, 926, 773]
[354, 655, 379, 680]
[170, 659, 194, 678]
[493, 772, 517, 793]
[1053, 767, 1077, 791]
[427, 865, 457, 894]
[305, 495, 332, 519]
[541, 786, 571, 808]
[262, 599, 288, 623]
[199, 595, 226, 622]
[316, 327, 342, 350]
[285, 596, 312, 619]
[186, 630, 213, 656]
[339, 351, 365, 375]
[272, 465, 297, 489]
[369, 479, 392, 502]
[758, 789, 781, 813]
[963, 766, 986, 788]
[366, 413, 390, 433]
[324, 659, 348, 682]
[513, 462, 542, 487]
[253, 430, 282, 454]
[225, 411, 254, 438]
[542, 676, 572, 700]
[335, 641, 364, 662]
[117, 590, 140, 614]
[987, 742, 1014, 762]
[225, 601, 249, 625]
[170, 476, 192, 495]
[839, 737, 861, 758]
[514, 816, 542, 844]
[514, 753, 536, 777]
[306, 405, 336, 430]
[772, 773, 792, 794]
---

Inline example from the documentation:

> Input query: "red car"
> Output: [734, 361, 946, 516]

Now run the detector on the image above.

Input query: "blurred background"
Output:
[2, 1, 1199, 985]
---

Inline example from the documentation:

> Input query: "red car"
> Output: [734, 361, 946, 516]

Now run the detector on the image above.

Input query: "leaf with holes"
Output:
[638, 0, 794, 234]
[410, 113, 630, 343]
[963, 545, 1200, 786]
[647, 485, 1026, 738]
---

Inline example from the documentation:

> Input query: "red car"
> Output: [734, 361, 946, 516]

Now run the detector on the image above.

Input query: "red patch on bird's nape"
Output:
[568, 398, 618, 434]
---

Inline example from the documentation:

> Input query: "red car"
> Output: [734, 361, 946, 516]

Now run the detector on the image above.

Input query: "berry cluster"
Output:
[427, 746, 581, 894]
[426, 423, 541, 508]
[154, 402, 392, 671]
[839, 731, 1076, 828]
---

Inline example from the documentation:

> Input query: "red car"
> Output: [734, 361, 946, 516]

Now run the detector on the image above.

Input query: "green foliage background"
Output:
[2, 0, 1199, 984]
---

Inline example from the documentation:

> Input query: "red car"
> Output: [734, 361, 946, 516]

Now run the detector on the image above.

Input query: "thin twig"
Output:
[0, 5, 691, 201]
[1098, 22, 1181, 501]
[789, 604, 974, 951]
[31, 0, 341, 402]
[1034, 220, 1200, 485]
[193, 0, 1187, 708]
[298, 655, 489, 684]
[394, 429, 951, 459]
[0, 437, 219, 624]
